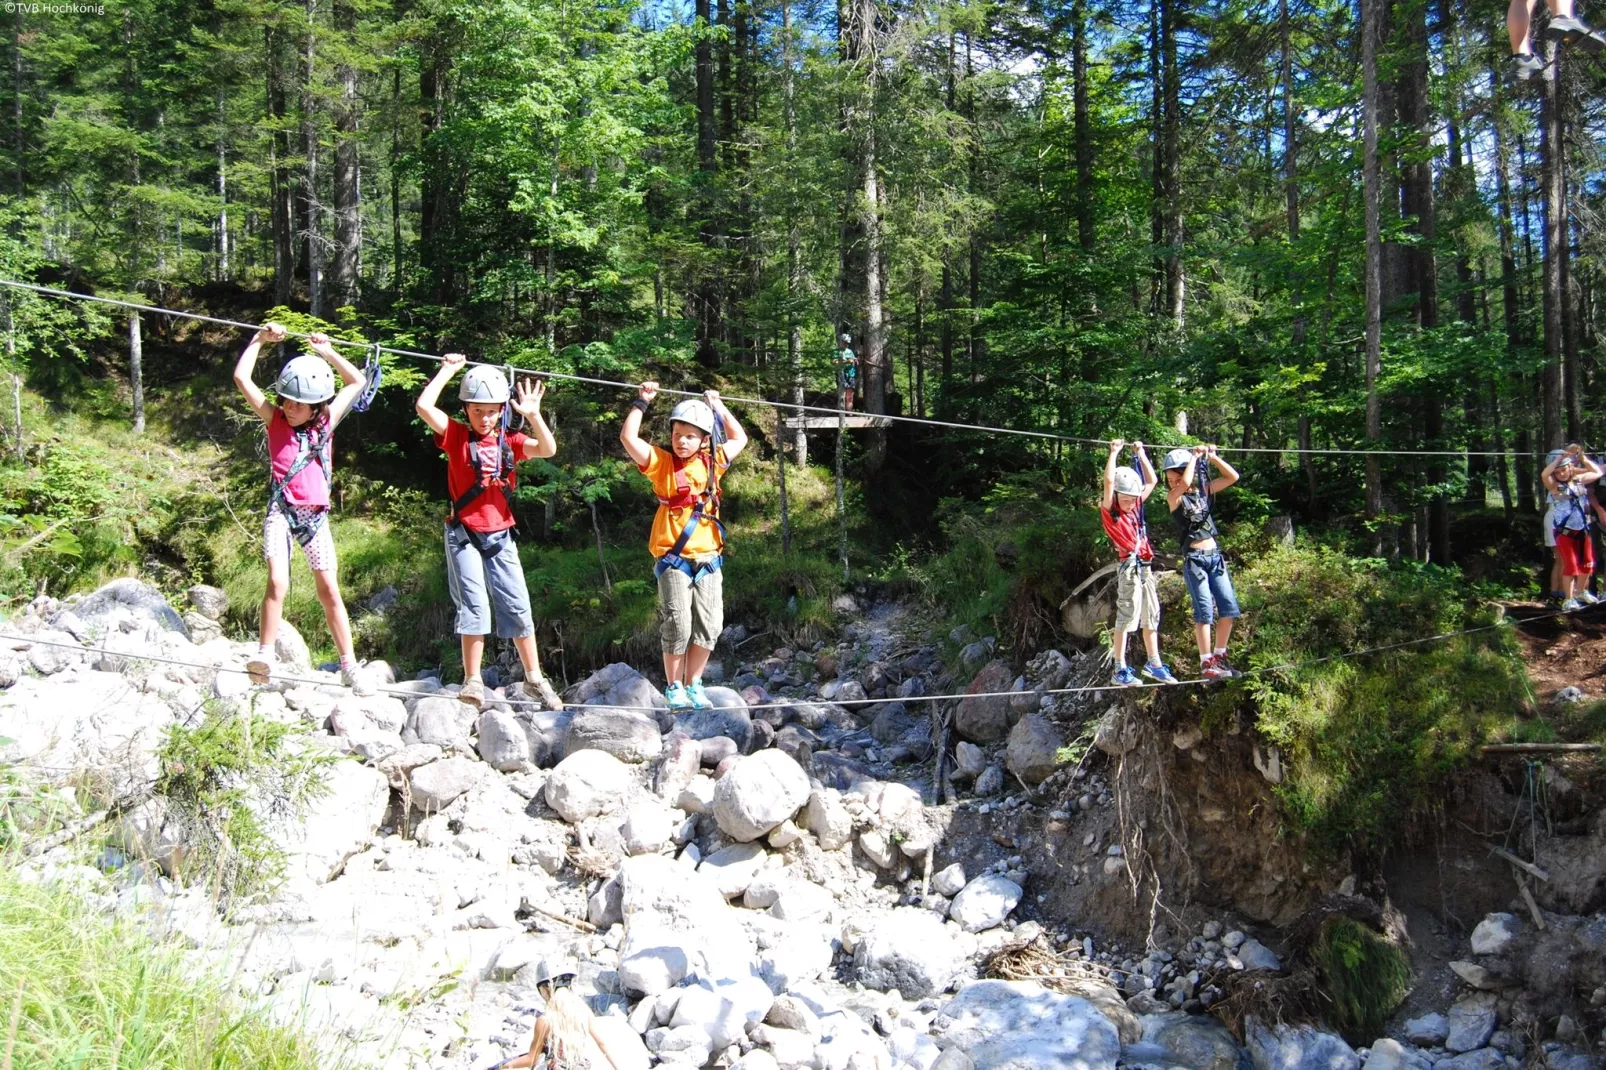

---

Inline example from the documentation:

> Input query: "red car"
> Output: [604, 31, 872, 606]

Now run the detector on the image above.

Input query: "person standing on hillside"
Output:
[234, 323, 374, 696]
[620, 380, 748, 711]
[1163, 444, 1244, 681]
[415, 354, 564, 711]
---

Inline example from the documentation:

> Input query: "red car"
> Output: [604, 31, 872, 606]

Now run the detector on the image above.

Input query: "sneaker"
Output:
[1142, 662, 1179, 684]
[529, 674, 565, 711]
[1510, 52, 1546, 82]
[1546, 13, 1606, 52]
[342, 663, 375, 698]
[245, 652, 275, 686]
[1563, 598, 1583, 612]
[1576, 590, 1599, 606]
[458, 676, 487, 708]
[687, 679, 713, 710]
[1205, 653, 1243, 680]
[665, 681, 692, 711]
[1110, 666, 1140, 687]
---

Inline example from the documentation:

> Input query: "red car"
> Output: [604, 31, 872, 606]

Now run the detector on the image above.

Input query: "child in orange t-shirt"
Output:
[619, 381, 748, 711]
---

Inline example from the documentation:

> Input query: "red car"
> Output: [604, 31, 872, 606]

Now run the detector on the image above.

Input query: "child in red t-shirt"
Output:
[416, 354, 563, 711]
[1099, 439, 1177, 686]
[233, 323, 373, 695]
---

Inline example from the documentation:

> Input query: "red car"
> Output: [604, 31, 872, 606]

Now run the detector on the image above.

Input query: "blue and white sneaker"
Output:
[1110, 666, 1140, 687]
[665, 681, 692, 711]
[1142, 662, 1180, 684]
[687, 679, 713, 710]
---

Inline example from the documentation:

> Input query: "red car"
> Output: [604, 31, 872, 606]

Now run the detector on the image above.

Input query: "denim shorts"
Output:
[444, 524, 535, 639]
[1182, 550, 1240, 625]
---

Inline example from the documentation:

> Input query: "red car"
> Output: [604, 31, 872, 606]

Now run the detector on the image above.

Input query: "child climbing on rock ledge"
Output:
[620, 380, 747, 711]
[233, 323, 374, 695]
[1541, 445, 1601, 612]
[1099, 439, 1177, 687]
[415, 354, 564, 712]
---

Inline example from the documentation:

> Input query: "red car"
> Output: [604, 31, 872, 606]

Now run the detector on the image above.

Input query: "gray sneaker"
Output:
[458, 677, 487, 709]
[1547, 14, 1606, 52]
[529, 674, 564, 712]
[1510, 51, 1546, 82]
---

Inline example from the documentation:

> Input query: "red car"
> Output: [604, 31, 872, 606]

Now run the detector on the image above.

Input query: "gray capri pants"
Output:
[445, 524, 535, 639]
[656, 557, 724, 654]
[1113, 557, 1160, 635]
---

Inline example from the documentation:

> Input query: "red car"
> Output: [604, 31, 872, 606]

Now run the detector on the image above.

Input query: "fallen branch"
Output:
[526, 903, 598, 933]
[1481, 743, 1600, 754]
[1061, 562, 1119, 607]
[22, 790, 148, 858]
[1491, 846, 1551, 883]
[1513, 873, 1546, 930]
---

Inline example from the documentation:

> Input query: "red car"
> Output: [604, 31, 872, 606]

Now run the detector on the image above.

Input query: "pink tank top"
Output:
[267, 409, 332, 508]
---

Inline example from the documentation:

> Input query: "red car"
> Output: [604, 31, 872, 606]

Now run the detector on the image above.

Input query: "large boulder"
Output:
[568, 664, 669, 729]
[931, 980, 1121, 1070]
[564, 707, 663, 764]
[517, 707, 574, 768]
[282, 759, 389, 884]
[617, 855, 753, 995]
[544, 750, 634, 823]
[410, 696, 477, 750]
[712, 751, 811, 842]
[671, 975, 776, 1050]
[1444, 994, 1497, 1054]
[1005, 713, 1062, 786]
[954, 660, 1018, 743]
[476, 708, 531, 771]
[408, 756, 486, 812]
[62, 578, 188, 639]
[676, 697, 755, 754]
[852, 908, 966, 998]
[1140, 1012, 1243, 1070]
[1244, 1018, 1359, 1070]
[948, 874, 1022, 933]
[1469, 913, 1518, 956]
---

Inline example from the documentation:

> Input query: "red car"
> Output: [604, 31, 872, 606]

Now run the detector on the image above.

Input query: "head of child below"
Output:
[618, 380, 749, 713]
[1543, 443, 1604, 611]
[1100, 440, 1176, 687]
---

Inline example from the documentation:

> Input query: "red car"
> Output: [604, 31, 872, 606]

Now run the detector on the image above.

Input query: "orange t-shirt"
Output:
[639, 444, 729, 558]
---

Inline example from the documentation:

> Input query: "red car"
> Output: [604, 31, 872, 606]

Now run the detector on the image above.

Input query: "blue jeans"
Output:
[1183, 550, 1240, 625]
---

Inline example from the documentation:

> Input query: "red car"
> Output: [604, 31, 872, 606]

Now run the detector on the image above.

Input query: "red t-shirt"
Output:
[435, 419, 530, 533]
[1101, 501, 1153, 563]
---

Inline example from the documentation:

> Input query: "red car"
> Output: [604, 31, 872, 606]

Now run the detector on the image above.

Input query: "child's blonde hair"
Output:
[541, 985, 595, 1069]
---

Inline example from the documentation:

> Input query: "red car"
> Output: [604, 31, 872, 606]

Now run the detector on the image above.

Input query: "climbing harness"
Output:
[350, 343, 384, 414]
[449, 371, 519, 556]
[268, 416, 333, 547]
[655, 411, 727, 583]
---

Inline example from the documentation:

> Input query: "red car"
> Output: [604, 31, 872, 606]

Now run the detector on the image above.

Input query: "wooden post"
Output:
[129, 308, 145, 434]
[836, 408, 848, 582]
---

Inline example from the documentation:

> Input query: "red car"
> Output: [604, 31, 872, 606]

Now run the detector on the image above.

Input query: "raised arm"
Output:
[1205, 444, 1240, 493]
[1101, 439, 1124, 511]
[233, 323, 286, 425]
[1166, 444, 1206, 510]
[619, 381, 658, 468]
[416, 353, 466, 437]
[512, 377, 557, 460]
[1580, 452, 1605, 486]
[1133, 441, 1157, 500]
[496, 1016, 549, 1070]
[707, 390, 747, 463]
[1542, 448, 1565, 492]
[309, 333, 367, 427]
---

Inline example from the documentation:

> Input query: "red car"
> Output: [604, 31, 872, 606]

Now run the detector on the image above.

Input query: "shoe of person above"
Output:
[1510, 51, 1547, 81]
[246, 651, 276, 686]
[1205, 653, 1243, 679]
[458, 676, 487, 708]
[687, 679, 713, 710]
[528, 673, 565, 711]
[1547, 13, 1606, 51]
[1142, 662, 1180, 684]
[665, 681, 692, 711]
[1562, 597, 1583, 612]
[342, 663, 376, 697]
[1110, 666, 1140, 687]
[1575, 590, 1600, 606]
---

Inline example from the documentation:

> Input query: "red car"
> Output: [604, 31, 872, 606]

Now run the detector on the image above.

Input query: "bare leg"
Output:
[1140, 628, 1161, 666]
[1193, 621, 1212, 658]
[1511, 0, 1541, 53]
[1214, 616, 1235, 652]
[312, 569, 356, 662]
[260, 557, 289, 649]
[685, 644, 714, 681]
[1552, 551, 1565, 595]
[663, 650, 686, 687]
[1111, 629, 1129, 669]
[462, 633, 486, 681]
[512, 634, 543, 679]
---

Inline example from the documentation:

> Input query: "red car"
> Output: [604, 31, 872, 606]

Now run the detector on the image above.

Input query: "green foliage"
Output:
[155, 703, 337, 901]
[0, 747, 76, 849]
[0, 867, 344, 1068]
[1238, 545, 1529, 854]
[1310, 917, 1412, 1043]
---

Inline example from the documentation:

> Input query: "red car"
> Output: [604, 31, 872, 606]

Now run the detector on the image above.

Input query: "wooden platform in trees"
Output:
[782, 415, 892, 429]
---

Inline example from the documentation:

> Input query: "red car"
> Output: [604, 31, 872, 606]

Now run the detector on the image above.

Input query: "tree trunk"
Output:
[1161, 0, 1183, 325]
[1072, 0, 1093, 253]
[301, 0, 323, 318]
[694, 0, 719, 365]
[1282, 0, 1317, 505]
[857, 0, 886, 470]
[1539, 39, 1565, 451]
[214, 91, 229, 281]
[129, 309, 145, 435]
[1362, 0, 1385, 538]
[267, 25, 294, 307]
[782, 0, 806, 467]
[331, 0, 360, 309]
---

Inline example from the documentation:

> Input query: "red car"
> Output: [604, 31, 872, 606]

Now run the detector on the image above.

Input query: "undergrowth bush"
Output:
[1310, 917, 1411, 1043]
[0, 867, 341, 1068]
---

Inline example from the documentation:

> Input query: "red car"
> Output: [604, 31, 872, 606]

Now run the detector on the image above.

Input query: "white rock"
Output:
[769, 880, 835, 924]
[933, 980, 1121, 1070]
[713, 750, 811, 842]
[767, 820, 805, 849]
[1244, 1017, 1358, 1070]
[852, 908, 966, 998]
[284, 760, 390, 884]
[948, 874, 1022, 933]
[1469, 912, 1518, 956]
[954, 741, 987, 779]
[1403, 1014, 1449, 1047]
[931, 864, 967, 898]
[1235, 938, 1281, 972]
[678, 775, 717, 815]
[1445, 993, 1497, 1054]
[671, 975, 775, 1049]
[622, 801, 675, 856]
[858, 830, 898, 870]
[544, 750, 634, 823]
[408, 756, 486, 812]
[804, 791, 852, 851]
[701, 842, 770, 899]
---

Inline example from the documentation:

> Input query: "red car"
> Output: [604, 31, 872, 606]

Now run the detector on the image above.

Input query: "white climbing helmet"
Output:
[274, 356, 336, 404]
[459, 365, 510, 404]
[532, 958, 577, 988]
[1112, 467, 1144, 496]
[670, 398, 716, 437]
[1163, 447, 1195, 472]
[840, 333, 852, 344]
